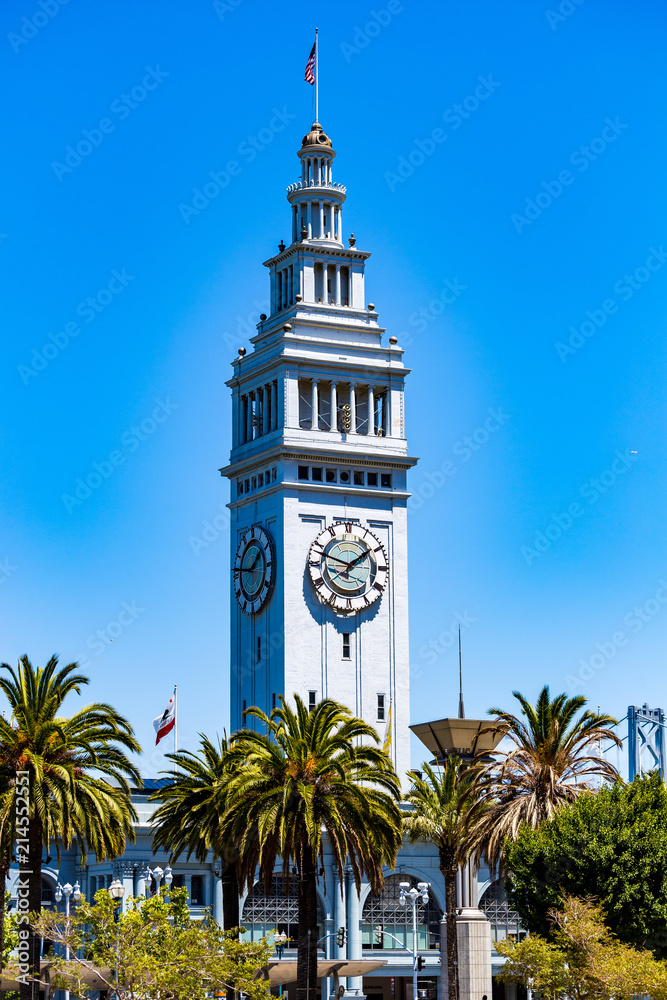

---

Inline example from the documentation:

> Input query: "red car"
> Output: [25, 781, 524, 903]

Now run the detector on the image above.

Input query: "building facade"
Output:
[8, 118, 520, 1000]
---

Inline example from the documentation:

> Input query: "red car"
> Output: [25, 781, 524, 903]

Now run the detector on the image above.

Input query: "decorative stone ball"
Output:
[368, 303, 375, 311]
[295, 294, 302, 302]
[389, 336, 398, 345]
[260, 313, 267, 321]
[238, 347, 246, 356]
[283, 323, 292, 332]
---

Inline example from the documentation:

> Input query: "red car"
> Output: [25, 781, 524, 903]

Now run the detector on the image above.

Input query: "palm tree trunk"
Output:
[221, 860, 240, 933]
[296, 848, 319, 1000]
[19, 813, 42, 1000]
[440, 851, 459, 1000]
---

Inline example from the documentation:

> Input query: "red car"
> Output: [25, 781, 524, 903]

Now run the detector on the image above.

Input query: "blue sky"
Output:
[2, 0, 666, 776]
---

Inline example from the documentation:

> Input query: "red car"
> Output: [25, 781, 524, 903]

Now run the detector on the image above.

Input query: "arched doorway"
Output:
[361, 874, 441, 951]
[240, 874, 325, 944]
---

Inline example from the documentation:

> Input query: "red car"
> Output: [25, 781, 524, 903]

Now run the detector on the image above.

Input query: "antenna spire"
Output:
[315, 28, 319, 124]
[458, 626, 465, 719]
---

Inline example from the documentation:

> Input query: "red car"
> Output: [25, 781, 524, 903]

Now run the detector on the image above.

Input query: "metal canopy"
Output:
[410, 717, 505, 761]
[266, 959, 388, 984]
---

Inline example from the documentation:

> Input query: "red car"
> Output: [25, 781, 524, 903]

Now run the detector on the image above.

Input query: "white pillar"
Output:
[311, 379, 319, 430]
[272, 379, 279, 429]
[346, 873, 365, 998]
[349, 384, 356, 434]
[213, 874, 223, 926]
[121, 864, 134, 912]
[338, 207, 343, 243]
[307, 202, 312, 238]
[368, 386, 375, 436]
[262, 386, 269, 435]
[330, 382, 338, 431]
[135, 869, 147, 899]
[335, 265, 341, 305]
[247, 392, 253, 442]
[319, 201, 324, 240]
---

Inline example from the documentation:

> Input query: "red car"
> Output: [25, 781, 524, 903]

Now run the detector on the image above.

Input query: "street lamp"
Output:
[107, 879, 126, 993]
[275, 930, 288, 959]
[399, 881, 429, 1000]
[55, 880, 81, 1000]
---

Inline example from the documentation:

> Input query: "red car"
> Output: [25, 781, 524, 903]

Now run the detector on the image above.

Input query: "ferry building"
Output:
[12, 120, 522, 1000]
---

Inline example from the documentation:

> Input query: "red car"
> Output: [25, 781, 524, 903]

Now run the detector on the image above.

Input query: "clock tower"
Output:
[221, 120, 416, 780]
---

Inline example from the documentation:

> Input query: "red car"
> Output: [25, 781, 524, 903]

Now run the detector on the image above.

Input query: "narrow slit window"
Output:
[309, 690, 317, 712]
[342, 634, 350, 659]
[256, 637, 261, 663]
[377, 693, 386, 722]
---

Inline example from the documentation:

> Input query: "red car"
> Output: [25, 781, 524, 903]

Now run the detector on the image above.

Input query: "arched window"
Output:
[240, 875, 324, 945]
[479, 880, 525, 944]
[41, 879, 53, 903]
[361, 874, 441, 951]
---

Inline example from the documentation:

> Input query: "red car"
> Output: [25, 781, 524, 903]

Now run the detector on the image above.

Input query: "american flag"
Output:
[304, 43, 315, 85]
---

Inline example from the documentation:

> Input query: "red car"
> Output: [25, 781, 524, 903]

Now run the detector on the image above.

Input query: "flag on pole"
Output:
[153, 693, 176, 745]
[382, 699, 392, 753]
[304, 43, 315, 84]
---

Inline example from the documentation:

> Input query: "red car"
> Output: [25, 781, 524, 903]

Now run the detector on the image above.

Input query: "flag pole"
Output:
[173, 684, 177, 776]
[315, 27, 319, 123]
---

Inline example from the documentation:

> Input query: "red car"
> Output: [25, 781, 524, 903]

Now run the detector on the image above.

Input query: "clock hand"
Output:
[345, 549, 370, 571]
[247, 552, 262, 572]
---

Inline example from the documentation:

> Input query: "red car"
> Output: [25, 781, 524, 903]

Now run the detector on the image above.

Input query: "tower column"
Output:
[349, 384, 356, 434]
[307, 202, 312, 239]
[273, 379, 279, 428]
[335, 265, 341, 306]
[337, 207, 343, 243]
[330, 382, 338, 432]
[368, 386, 375, 436]
[319, 201, 324, 239]
[311, 379, 319, 431]
[262, 386, 270, 435]
[246, 392, 253, 442]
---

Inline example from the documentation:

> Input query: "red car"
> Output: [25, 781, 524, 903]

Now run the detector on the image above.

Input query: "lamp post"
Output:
[399, 881, 429, 1000]
[145, 864, 172, 896]
[55, 880, 81, 1000]
[275, 930, 288, 959]
[108, 878, 125, 997]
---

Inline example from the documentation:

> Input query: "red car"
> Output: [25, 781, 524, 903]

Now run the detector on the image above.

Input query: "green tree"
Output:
[31, 886, 272, 1000]
[468, 685, 620, 870]
[404, 759, 486, 1000]
[497, 894, 667, 1000]
[505, 771, 667, 956]
[222, 696, 403, 1000]
[150, 733, 241, 931]
[0, 655, 141, 1000]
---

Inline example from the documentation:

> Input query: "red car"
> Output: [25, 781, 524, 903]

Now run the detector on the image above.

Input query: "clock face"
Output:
[233, 525, 274, 614]
[308, 522, 388, 614]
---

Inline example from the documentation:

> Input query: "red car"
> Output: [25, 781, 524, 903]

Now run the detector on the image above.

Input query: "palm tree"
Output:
[222, 695, 403, 1000]
[0, 655, 141, 1000]
[150, 733, 241, 931]
[467, 685, 621, 871]
[405, 759, 486, 1000]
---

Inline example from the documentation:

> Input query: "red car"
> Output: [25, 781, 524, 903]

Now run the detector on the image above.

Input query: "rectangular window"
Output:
[298, 465, 309, 480]
[272, 467, 277, 481]
[252, 476, 257, 490]
[367, 472, 378, 486]
[377, 693, 386, 722]
[326, 468, 337, 483]
[191, 875, 204, 906]
[309, 690, 317, 712]
[339, 470, 350, 484]
[272, 692, 276, 709]
[245, 479, 250, 493]
[311, 466, 323, 482]
[256, 637, 261, 663]
[342, 634, 350, 659]
[353, 471, 364, 486]
[171, 874, 185, 889]
[237, 480, 244, 495]
[258, 472, 264, 487]
[242, 699, 247, 715]
[380, 473, 392, 489]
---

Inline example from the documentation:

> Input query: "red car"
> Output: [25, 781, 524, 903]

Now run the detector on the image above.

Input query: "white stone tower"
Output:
[221, 121, 416, 780]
